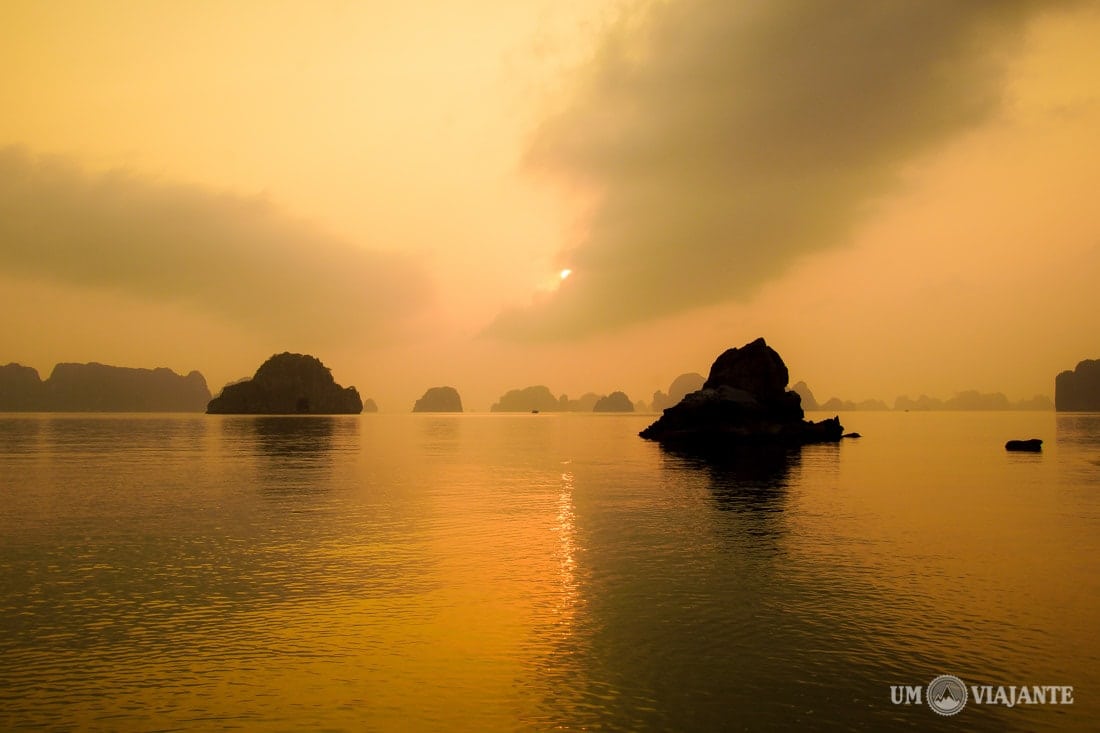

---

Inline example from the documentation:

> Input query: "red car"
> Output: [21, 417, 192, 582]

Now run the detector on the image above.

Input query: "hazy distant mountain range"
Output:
[489, 386, 638, 413]
[0, 362, 210, 412]
[792, 381, 1053, 412]
[5, 354, 1097, 414]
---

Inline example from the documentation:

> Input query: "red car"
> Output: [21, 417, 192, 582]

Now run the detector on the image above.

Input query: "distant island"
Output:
[640, 337, 842, 449]
[791, 379, 1052, 411]
[593, 391, 635, 412]
[560, 392, 602, 412]
[413, 386, 463, 412]
[206, 353, 363, 414]
[651, 372, 706, 412]
[894, 391, 1052, 411]
[0, 362, 210, 412]
[490, 386, 638, 412]
[490, 385, 560, 412]
[1056, 359, 1100, 411]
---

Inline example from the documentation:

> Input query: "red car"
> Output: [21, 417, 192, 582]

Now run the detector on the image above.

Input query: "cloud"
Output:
[488, 0, 1070, 340]
[0, 147, 432, 344]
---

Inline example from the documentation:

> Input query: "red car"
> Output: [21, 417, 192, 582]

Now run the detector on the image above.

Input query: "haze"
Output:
[2, 0, 1098, 411]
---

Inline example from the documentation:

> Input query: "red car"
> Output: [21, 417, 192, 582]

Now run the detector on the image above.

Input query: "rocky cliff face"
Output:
[1056, 359, 1100, 411]
[0, 362, 210, 411]
[206, 353, 362, 414]
[413, 386, 463, 412]
[639, 337, 842, 449]
[0, 363, 46, 410]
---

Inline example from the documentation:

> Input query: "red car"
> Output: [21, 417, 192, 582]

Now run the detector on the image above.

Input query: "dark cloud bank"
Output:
[490, 0, 1072, 340]
[0, 147, 431, 344]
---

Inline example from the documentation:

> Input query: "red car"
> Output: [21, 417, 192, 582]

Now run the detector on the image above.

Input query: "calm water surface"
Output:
[1, 411, 1097, 731]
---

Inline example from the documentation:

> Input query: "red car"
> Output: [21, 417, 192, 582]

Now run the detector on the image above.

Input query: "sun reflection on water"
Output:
[552, 466, 579, 636]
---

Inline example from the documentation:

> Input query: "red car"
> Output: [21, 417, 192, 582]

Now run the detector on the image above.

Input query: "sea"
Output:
[0, 410, 1097, 732]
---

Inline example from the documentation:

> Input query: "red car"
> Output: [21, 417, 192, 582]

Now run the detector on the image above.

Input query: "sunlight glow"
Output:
[560, 268, 572, 281]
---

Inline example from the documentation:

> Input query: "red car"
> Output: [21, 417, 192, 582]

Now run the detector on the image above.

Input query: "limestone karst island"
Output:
[412, 386, 464, 412]
[206, 353, 363, 415]
[639, 337, 843, 449]
[1056, 359, 1100, 411]
[0, 362, 210, 412]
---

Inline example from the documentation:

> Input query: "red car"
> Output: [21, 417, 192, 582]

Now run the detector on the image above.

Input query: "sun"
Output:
[560, 268, 573, 281]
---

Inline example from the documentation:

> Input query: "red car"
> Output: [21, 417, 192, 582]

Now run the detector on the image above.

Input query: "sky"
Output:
[2, 0, 1098, 411]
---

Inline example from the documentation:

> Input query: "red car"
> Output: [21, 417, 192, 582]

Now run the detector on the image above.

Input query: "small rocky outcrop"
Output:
[593, 391, 634, 412]
[1056, 359, 1100, 411]
[362, 398, 379, 413]
[639, 337, 843, 449]
[1005, 438, 1042, 452]
[207, 353, 362, 414]
[1, 361, 210, 411]
[413, 386, 463, 412]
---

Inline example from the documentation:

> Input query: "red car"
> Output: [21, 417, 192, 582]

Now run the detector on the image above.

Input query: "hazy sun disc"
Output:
[560, 268, 573, 280]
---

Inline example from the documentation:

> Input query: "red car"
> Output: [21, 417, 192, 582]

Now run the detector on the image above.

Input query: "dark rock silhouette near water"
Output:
[1005, 438, 1042, 452]
[206, 353, 363, 414]
[1056, 359, 1100, 411]
[413, 386, 463, 412]
[639, 338, 843, 450]
[1, 361, 210, 412]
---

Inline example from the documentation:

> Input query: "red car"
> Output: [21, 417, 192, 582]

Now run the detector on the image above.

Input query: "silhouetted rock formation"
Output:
[652, 372, 706, 412]
[640, 337, 843, 449]
[0, 363, 46, 410]
[593, 391, 635, 412]
[791, 381, 819, 410]
[413, 386, 463, 412]
[206, 353, 362, 414]
[1056, 360, 1100, 411]
[820, 397, 889, 411]
[0, 361, 210, 412]
[559, 392, 601, 412]
[362, 398, 379, 413]
[1005, 438, 1042, 452]
[491, 385, 559, 412]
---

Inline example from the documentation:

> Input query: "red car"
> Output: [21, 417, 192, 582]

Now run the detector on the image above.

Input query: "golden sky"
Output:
[2, 0, 1098, 410]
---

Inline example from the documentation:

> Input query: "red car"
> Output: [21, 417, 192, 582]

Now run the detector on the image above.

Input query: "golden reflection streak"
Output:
[552, 465, 579, 636]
